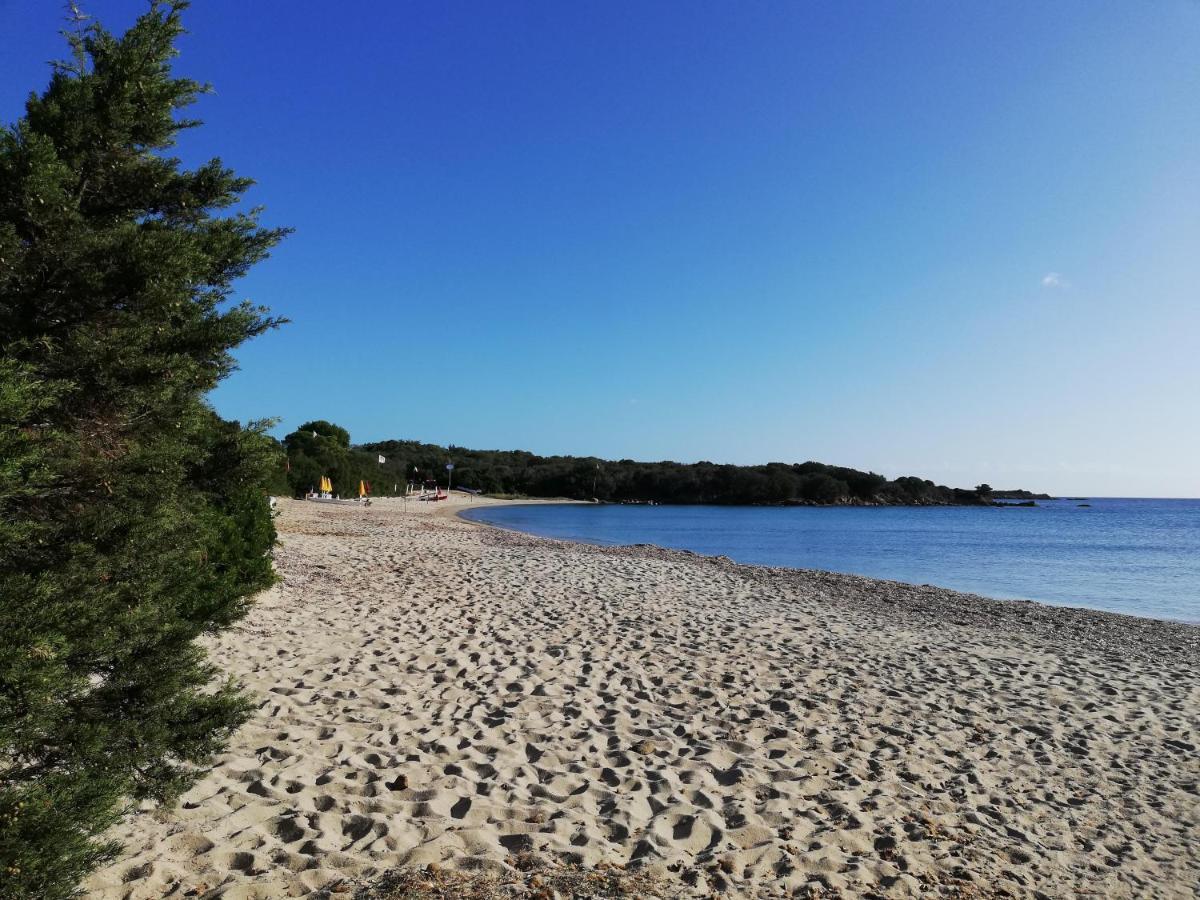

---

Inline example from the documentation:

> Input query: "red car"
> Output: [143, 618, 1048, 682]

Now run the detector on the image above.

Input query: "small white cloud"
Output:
[1041, 272, 1070, 289]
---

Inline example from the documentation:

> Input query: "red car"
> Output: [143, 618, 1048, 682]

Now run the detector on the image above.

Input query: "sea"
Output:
[461, 498, 1200, 624]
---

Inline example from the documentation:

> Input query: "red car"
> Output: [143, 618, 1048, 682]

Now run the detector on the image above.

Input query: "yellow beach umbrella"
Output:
[358, 480, 367, 498]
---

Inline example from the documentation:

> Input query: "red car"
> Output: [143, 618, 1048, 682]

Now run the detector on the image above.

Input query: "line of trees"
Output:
[278, 428, 1031, 506]
[1, 5, 286, 897]
[281, 420, 411, 498]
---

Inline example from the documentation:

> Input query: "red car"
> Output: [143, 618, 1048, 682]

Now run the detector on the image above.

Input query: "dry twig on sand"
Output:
[351, 857, 671, 899]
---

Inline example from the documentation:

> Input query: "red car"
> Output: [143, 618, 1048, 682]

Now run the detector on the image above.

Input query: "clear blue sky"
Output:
[4, 2, 1198, 496]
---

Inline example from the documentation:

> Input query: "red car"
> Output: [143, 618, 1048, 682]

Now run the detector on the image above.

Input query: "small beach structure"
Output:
[306, 476, 334, 500]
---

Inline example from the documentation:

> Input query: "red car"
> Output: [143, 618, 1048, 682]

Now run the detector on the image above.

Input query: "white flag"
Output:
[378, 454, 386, 464]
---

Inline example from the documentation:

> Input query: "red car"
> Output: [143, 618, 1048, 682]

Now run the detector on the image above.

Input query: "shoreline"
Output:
[87, 496, 1200, 898]
[457, 503, 1200, 637]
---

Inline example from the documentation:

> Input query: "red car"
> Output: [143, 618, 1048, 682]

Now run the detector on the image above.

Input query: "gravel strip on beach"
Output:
[475, 522, 1200, 665]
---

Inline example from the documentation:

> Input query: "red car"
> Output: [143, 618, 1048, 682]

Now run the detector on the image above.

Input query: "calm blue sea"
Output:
[461, 499, 1200, 623]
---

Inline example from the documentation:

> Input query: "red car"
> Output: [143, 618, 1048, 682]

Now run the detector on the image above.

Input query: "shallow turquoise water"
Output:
[462, 498, 1200, 623]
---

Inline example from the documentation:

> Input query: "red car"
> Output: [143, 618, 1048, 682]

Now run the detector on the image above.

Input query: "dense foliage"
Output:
[280, 427, 1024, 506]
[0, 4, 287, 896]
[282, 420, 401, 498]
[359, 439, 995, 505]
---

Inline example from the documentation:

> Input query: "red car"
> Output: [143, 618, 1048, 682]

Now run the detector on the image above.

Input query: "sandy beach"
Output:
[87, 496, 1199, 898]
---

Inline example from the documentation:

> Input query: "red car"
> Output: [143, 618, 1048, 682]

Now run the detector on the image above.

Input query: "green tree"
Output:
[284, 421, 350, 496]
[294, 420, 351, 449]
[0, 3, 288, 896]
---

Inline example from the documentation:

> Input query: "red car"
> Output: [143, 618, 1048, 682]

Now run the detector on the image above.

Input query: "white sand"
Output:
[87, 496, 1200, 898]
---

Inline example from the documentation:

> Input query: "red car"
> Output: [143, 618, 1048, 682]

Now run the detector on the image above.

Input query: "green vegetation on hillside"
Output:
[360, 439, 998, 505]
[281, 419, 394, 498]
[282, 424, 1036, 506]
[0, 4, 286, 896]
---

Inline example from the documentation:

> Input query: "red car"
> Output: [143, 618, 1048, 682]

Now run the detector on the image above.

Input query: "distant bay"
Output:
[462, 498, 1200, 623]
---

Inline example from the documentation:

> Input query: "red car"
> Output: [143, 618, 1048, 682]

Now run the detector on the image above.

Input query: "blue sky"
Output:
[3, 2, 1198, 496]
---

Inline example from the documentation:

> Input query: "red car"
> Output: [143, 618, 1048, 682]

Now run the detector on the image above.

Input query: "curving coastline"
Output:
[88, 495, 1199, 898]
[462, 507, 1200, 664]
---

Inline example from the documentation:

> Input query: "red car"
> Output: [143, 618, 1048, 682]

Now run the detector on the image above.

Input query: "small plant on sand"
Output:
[0, 2, 287, 896]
